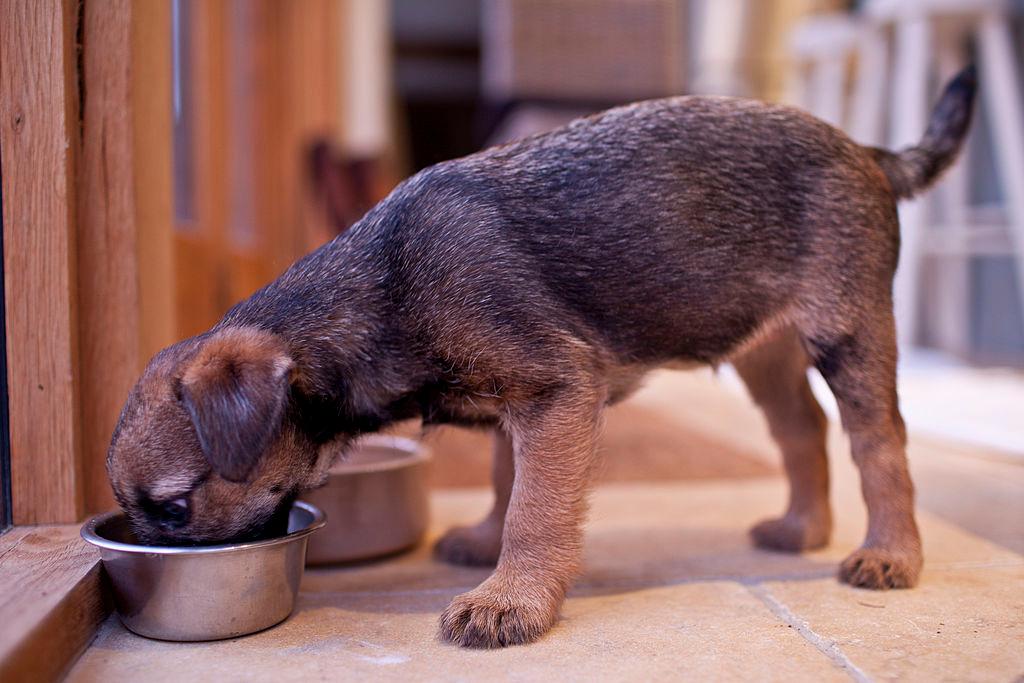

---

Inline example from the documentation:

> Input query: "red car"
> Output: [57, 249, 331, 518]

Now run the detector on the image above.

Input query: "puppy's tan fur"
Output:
[108, 68, 977, 647]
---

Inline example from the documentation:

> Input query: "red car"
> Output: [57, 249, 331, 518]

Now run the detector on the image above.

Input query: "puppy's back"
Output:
[388, 96, 891, 363]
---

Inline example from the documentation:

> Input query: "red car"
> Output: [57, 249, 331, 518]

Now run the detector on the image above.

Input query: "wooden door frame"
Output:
[0, 0, 175, 677]
[77, 0, 177, 514]
[0, 0, 345, 524]
[0, 0, 85, 524]
[0, 0, 175, 523]
[0, 1, 346, 677]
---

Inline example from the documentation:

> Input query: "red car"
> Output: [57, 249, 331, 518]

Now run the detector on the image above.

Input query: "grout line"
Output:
[747, 583, 873, 683]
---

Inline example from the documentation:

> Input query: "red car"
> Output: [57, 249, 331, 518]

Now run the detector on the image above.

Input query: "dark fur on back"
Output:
[223, 96, 891, 439]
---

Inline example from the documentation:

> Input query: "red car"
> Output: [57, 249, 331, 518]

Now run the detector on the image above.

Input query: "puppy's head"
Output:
[108, 326, 329, 545]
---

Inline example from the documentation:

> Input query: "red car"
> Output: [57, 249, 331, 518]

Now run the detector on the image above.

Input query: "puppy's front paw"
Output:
[839, 546, 922, 589]
[433, 523, 502, 567]
[439, 584, 559, 648]
[750, 512, 830, 552]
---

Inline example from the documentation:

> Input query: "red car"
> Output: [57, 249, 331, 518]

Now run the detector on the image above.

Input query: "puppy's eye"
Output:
[159, 498, 189, 526]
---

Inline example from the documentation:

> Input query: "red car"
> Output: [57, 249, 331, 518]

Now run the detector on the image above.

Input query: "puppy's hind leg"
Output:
[805, 307, 921, 589]
[734, 327, 832, 552]
[434, 429, 514, 566]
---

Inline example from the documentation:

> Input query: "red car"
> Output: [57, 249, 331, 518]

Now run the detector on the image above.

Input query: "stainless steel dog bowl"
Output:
[303, 435, 430, 565]
[81, 501, 325, 641]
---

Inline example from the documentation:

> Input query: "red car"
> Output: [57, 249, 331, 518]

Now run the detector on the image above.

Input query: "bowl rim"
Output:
[330, 434, 431, 475]
[80, 500, 327, 556]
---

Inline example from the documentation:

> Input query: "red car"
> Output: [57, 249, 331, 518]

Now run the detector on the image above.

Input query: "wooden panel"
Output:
[77, 0, 176, 514]
[0, 526, 107, 682]
[131, 0, 177, 363]
[175, 0, 229, 338]
[225, 0, 282, 303]
[172, 0, 344, 340]
[250, 0, 342, 277]
[280, 0, 343, 254]
[77, 0, 139, 514]
[0, 0, 84, 524]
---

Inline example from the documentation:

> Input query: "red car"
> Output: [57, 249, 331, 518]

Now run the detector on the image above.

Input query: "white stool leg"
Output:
[849, 26, 888, 146]
[810, 54, 848, 128]
[930, 41, 973, 356]
[977, 10, 1024, 330]
[784, 61, 809, 109]
[890, 16, 932, 349]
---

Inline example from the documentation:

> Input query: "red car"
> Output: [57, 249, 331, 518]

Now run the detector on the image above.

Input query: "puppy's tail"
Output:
[869, 64, 977, 200]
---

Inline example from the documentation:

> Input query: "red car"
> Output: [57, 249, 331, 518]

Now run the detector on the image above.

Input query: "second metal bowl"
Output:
[81, 501, 325, 641]
[303, 435, 431, 565]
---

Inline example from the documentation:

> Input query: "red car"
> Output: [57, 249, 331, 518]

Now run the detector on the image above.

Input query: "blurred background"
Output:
[167, 0, 1024, 362]
[162, 0, 1024, 489]
[2, 0, 1022, 524]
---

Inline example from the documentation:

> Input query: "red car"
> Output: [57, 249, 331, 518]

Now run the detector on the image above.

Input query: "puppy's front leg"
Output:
[439, 384, 604, 648]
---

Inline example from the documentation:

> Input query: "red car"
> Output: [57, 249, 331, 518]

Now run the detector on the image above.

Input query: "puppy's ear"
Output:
[179, 327, 294, 482]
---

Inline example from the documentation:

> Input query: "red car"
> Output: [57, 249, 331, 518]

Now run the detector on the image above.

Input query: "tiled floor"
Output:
[67, 373, 1024, 682]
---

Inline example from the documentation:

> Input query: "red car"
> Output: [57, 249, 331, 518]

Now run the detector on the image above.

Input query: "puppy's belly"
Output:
[418, 358, 710, 426]
[659, 358, 706, 373]
[604, 359, 703, 406]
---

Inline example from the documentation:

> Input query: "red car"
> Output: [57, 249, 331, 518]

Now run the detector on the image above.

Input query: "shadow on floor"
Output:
[300, 525, 836, 616]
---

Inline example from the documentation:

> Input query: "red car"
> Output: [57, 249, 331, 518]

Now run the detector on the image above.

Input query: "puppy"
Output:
[108, 66, 976, 648]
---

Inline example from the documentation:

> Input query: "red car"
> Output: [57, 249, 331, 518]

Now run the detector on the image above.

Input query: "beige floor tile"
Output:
[68, 581, 847, 683]
[297, 475, 1020, 635]
[762, 564, 1024, 682]
[911, 438, 1024, 555]
[65, 395, 1024, 682]
[582, 482, 1019, 595]
[68, 478, 1023, 682]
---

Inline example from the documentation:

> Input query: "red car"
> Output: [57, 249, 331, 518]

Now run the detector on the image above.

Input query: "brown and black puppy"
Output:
[107, 67, 976, 648]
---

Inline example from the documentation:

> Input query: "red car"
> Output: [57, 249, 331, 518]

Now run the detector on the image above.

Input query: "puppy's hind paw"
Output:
[750, 512, 830, 552]
[433, 523, 502, 567]
[439, 587, 558, 648]
[839, 547, 922, 589]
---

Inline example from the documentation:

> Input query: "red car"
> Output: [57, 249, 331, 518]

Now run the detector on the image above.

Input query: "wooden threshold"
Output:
[0, 525, 109, 682]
